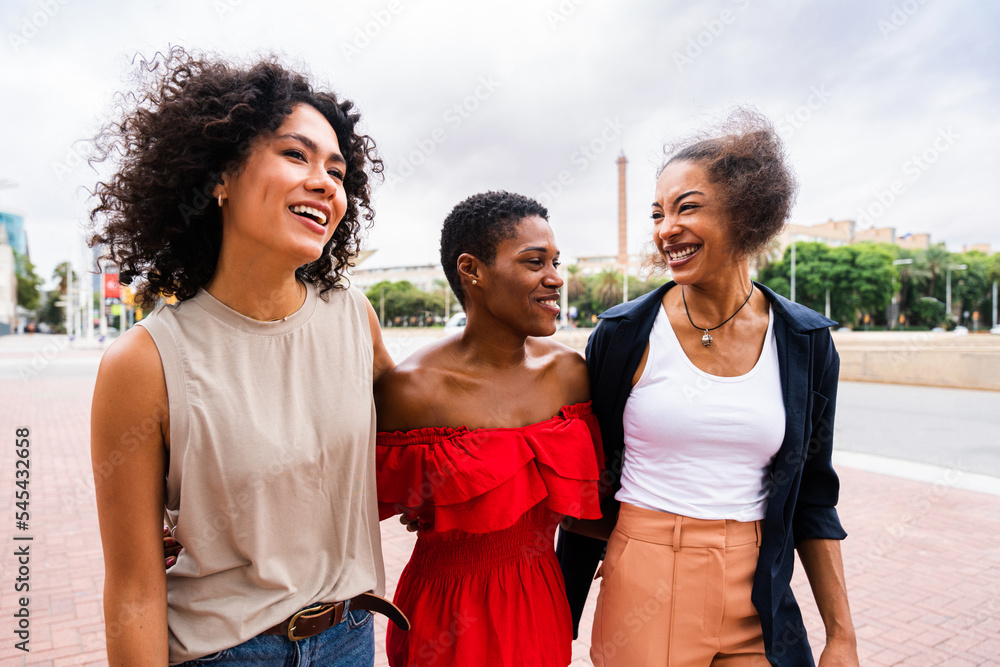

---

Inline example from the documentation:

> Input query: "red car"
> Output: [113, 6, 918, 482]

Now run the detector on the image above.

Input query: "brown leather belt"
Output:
[263, 592, 410, 641]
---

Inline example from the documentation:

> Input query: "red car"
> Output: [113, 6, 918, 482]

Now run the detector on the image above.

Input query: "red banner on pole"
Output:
[104, 273, 121, 299]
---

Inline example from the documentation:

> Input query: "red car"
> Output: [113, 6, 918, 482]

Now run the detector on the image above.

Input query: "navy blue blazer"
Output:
[556, 281, 847, 666]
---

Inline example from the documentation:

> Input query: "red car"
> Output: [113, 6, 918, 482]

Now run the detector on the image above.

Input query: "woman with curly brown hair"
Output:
[558, 109, 859, 666]
[89, 48, 403, 666]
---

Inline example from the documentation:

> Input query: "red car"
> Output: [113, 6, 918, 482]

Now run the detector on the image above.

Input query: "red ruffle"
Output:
[376, 402, 605, 533]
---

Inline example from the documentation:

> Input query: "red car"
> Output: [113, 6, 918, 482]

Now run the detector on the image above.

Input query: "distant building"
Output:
[962, 243, 993, 255]
[0, 209, 28, 257]
[0, 225, 16, 335]
[349, 260, 446, 294]
[777, 219, 933, 253]
[573, 253, 648, 278]
[897, 233, 932, 251]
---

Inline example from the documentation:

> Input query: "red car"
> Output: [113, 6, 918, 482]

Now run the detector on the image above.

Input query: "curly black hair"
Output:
[88, 46, 382, 308]
[655, 107, 797, 262]
[440, 191, 548, 307]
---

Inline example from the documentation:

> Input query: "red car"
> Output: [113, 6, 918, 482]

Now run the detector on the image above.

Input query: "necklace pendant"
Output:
[701, 331, 713, 347]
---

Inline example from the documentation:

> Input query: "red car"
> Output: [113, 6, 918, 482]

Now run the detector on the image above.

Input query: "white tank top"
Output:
[616, 303, 785, 521]
[138, 282, 384, 664]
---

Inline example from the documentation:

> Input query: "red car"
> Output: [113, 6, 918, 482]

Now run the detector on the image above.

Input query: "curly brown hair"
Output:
[89, 46, 382, 308]
[652, 107, 796, 265]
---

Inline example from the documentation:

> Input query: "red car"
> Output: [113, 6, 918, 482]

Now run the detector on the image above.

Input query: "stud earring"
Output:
[472, 279, 478, 285]
[218, 194, 224, 207]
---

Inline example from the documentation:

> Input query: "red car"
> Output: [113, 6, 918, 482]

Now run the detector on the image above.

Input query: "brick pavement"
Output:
[1, 341, 998, 666]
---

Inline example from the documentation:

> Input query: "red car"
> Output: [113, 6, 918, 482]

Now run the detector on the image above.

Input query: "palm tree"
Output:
[565, 264, 585, 300]
[923, 245, 951, 299]
[53, 261, 76, 295]
[894, 250, 931, 321]
[594, 269, 622, 309]
[752, 236, 784, 276]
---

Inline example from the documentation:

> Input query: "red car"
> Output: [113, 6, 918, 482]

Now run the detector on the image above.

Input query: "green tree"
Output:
[592, 269, 622, 311]
[627, 275, 669, 302]
[13, 250, 42, 312]
[951, 251, 991, 327]
[845, 243, 899, 325]
[759, 242, 834, 315]
[365, 281, 446, 326]
[38, 291, 65, 331]
[565, 264, 585, 301]
[39, 261, 78, 331]
[892, 248, 931, 325]
[922, 244, 952, 300]
[760, 242, 897, 328]
[53, 261, 76, 294]
[988, 254, 1000, 285]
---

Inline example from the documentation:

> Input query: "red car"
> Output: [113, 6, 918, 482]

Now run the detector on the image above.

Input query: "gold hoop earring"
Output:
[218, 194, 224, 207]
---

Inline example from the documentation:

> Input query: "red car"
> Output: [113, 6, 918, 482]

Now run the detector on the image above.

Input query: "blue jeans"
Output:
[177, 607, 375, 666]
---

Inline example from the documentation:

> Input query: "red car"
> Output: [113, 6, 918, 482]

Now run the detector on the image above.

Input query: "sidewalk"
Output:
[1, 353, 998, 665]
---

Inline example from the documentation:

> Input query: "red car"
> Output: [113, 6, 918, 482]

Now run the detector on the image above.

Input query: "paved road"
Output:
[3, 334, 999, 666]
[376, 331, 1000, 479]
[835, 381, 1000, 478]
[3, 334, 999, 477]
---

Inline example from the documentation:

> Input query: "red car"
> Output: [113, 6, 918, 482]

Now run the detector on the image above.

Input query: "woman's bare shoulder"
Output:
[528, 337, 590, 404]
[374, 337, 460, 432]
[97, 326, 165, 397]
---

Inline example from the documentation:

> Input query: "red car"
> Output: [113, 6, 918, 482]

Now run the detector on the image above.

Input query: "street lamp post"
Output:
[790, 237, 796, 303]
[993, 281, 998, 330]
[379, 285, 385, 327]
[945, 264, 968, 324]
[892, 259, 914, 330]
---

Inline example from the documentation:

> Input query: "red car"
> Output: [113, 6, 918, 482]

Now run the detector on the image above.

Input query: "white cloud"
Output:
[1, 0, 997, 286]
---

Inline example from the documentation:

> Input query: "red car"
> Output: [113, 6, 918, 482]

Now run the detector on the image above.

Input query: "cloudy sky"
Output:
[1, 0, 997, 288]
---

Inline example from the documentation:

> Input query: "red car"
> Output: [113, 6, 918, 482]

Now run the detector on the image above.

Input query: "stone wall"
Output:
[552, 329, 1000, 392]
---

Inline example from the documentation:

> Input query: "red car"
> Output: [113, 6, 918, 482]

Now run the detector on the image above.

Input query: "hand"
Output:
[818, 635, 859, 667]
[399, 511, 424, 533]
[164, 525, 183, 568]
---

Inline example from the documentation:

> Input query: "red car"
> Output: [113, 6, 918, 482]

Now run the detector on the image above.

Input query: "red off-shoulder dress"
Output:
[376, 402, 604, 667]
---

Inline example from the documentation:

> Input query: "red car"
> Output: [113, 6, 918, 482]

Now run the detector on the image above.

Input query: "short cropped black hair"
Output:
[439, 191, 548, 307]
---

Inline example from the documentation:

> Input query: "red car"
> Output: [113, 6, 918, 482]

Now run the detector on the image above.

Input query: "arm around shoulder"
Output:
[92, 327, 170, 665]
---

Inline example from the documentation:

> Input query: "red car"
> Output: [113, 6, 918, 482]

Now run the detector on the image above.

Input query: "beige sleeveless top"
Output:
[137, 282, 384, 664]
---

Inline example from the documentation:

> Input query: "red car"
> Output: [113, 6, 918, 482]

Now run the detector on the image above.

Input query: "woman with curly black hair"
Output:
[89, 48, 403, 666]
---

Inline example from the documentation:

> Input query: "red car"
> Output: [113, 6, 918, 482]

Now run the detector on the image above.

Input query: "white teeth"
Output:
[668, 246, 700, 261]
[290, 205, 327, 225]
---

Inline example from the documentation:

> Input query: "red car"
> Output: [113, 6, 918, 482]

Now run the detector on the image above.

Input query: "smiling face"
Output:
[652, 160, 736, 285]
[219, 104, 348, 268]
[477, 215, 563, 337]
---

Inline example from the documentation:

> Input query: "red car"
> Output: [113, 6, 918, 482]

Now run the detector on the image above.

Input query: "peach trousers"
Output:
[591, 502, 770, 666]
